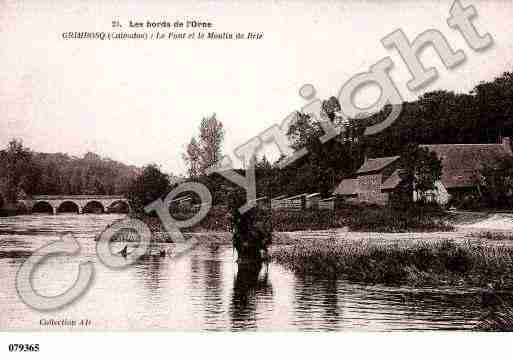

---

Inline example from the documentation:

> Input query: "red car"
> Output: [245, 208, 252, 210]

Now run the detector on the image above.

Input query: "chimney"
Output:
[502, 136, 512, 155]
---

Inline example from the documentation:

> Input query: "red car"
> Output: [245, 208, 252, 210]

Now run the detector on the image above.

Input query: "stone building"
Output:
[334, 156, 400, 205]
[334, 137, 513, 206]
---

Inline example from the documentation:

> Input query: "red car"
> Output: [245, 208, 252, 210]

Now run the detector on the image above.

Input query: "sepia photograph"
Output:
[2, 0, 513, 347]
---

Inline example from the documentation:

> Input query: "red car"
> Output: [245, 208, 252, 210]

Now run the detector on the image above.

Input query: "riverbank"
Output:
[271, 236, 513, 288]
[270, 212, 513, 287]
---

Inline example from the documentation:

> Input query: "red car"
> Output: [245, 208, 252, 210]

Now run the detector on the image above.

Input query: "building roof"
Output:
[422, 143, 511, 188]
[333, 178, 359, 196]
[381, 169, 403, 191]
[356, 156, 400, 174]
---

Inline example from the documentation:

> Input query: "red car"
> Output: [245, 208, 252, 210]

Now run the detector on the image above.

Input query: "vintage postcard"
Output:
[2, 0, 513, 347]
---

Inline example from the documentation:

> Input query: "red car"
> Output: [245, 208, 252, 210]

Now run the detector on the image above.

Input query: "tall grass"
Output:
[272, 239, 513, 287]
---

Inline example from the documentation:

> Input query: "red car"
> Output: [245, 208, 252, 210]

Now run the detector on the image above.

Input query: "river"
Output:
[0, 214, 486, 331]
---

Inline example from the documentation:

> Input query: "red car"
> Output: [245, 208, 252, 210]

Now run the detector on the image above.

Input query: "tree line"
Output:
[0, 140, 140, 206]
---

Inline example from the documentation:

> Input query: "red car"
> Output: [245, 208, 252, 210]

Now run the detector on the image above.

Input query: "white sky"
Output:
[1, 0, 513, 175]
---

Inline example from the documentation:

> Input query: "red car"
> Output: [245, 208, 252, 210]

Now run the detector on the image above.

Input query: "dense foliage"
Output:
[0, 140, 34, 203]
[394, 144, 443, 205]
[0, 140, 140, 204]
[126, 164, 171, 213]
[480, 155, 513, 208]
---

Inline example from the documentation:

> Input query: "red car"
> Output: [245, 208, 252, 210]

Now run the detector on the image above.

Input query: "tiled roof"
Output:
[356, 156, 400, 174]
[423, 143, 511, 188]
[333, 178, 359, 196]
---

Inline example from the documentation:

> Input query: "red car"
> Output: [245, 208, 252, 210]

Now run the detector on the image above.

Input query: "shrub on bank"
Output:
[272, 239, 513, 288]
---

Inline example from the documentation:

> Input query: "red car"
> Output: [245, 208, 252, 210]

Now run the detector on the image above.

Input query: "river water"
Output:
[0, 214, 486, 331]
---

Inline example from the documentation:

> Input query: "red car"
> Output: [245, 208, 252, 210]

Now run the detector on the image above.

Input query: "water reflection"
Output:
[230, 262, 273, 330]
[135, 255, 167, 298]
[202, 246, 224, 327]
[293, 277, 342, 331]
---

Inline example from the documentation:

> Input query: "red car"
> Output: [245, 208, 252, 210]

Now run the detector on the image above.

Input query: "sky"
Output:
[1, 0, 513, 175]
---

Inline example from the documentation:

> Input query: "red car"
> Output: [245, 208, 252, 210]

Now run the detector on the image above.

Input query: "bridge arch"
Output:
[26, 195, 129, 215]
[57, 201, 80, 214]
[83, 200, 105, 214]
[32, 201, 54, 214]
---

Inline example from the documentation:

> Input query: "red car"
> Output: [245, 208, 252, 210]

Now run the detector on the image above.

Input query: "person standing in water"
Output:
[229, 193, 271, 262]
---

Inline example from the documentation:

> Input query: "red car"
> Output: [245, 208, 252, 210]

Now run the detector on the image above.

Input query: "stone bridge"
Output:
[19, 195, 130, 215]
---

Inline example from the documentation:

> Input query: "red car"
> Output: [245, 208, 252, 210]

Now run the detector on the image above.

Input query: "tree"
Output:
[126, 164, 171, 213]
[28, 151, 139, 195]
[480, 155, 513, 207]
[0, 139, 35, 203]
[255, 155, 275, 198]
[198, 113, 225, 170]
[285, 100, 364, 196]
[397, 144, 442, 204]
[183, 114, 225, 177]
[182, 137, 202, 178]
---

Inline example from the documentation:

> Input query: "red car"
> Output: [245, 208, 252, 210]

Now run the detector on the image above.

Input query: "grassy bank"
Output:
[334, 203, 454, 232]
[174, 203, 454, 233]
[271, 204, 453, 232]
[272, 239, 513, 288]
